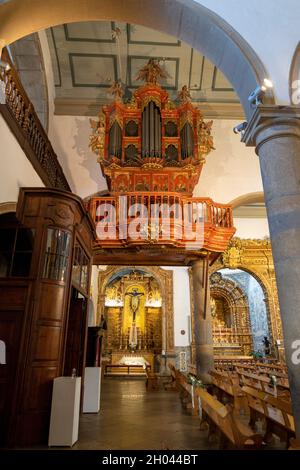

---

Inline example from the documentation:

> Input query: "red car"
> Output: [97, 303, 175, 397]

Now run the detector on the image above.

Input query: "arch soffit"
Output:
[0, 202, 17, 215]
[289, 41, 300, 103]
[0, 0, 274, 120]
[229, 192, 265, 209]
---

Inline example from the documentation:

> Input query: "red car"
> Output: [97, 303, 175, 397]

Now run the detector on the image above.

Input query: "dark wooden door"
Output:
[64, 292, 87, 378]
[0, 308, 24, 445]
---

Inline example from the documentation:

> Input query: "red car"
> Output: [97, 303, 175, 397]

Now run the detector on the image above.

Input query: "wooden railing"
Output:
[0, 50, 70, 192]
[89, 192, 235, 251]
[90, 193, 234, 228]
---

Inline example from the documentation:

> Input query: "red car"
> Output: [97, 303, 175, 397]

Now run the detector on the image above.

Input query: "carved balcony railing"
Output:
[89, 193, 235, 253]
[0, 50, 70, 192]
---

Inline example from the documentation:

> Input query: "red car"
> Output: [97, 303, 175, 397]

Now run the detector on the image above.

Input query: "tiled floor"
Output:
[73, 377, 214, 450]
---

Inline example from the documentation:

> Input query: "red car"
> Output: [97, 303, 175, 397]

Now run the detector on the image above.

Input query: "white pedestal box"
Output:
[48, 377, 81, 447]
[83, 367, 101, 413]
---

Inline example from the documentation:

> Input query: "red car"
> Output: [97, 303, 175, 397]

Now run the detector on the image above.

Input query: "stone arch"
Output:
[0, 0, 274, 119]
[289, 41, 300, 104]
[0, 202, 17, 215]
[97, 265, 174, 353]
[229, 192, 265, 209]
[210, 262, 275, 349]
[210, 272, 251, 330]
[210, 271, 253, 354]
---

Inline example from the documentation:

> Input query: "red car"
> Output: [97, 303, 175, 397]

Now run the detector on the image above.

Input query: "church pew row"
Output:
[171, 367, 263, 449]
[213, 357, 256, 369]
[236, 369, 290, 400]
[172, 367, 199, 415]
[194, 387, 263, 449]
[214, 362, 290, 396]
[210, 370, 249, 414]
[242, 385, 295, 447]
[236, 363, 288, 380]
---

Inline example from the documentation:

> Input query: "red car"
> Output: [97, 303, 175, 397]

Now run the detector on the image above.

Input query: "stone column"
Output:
[191, 258, 214, 382]
[0, 39, 4, 59]
[242, 106, 300, 440]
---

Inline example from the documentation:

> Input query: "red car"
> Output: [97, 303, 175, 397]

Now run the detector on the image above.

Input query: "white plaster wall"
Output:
[162, 266, 191, 347]
[49, 116, 263, 204]
[195, 119, 263, 203]
[196, 0, 300, 103]
[49, 115, 107, 198]
[0, 114, 44, 204]
[234, 217, 270, 239]
[38, 35, 107, 197]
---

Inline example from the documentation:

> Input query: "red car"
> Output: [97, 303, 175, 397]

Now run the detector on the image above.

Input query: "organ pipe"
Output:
[142, 101, 162, 158]
[180, 122, 194, 159]
[109, 121, 122, 158]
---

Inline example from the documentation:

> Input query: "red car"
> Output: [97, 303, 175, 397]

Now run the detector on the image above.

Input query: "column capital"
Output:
[242, 105, 300, 152]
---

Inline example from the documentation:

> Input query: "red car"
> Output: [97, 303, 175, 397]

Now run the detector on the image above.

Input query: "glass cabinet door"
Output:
[43, 228, 71, 282]
[72, 242, 90, 294]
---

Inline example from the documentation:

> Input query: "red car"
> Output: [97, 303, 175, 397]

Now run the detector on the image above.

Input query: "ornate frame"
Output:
[97, 265, 174, 353]
[210, 238, 283, 347]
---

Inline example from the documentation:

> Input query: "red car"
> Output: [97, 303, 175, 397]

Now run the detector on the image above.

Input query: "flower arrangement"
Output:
[187, 374, 207, 389]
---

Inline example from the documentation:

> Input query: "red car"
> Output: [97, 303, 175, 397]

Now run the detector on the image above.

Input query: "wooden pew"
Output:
[210, 369, 249, 414]
[174, 369, 199, 415]
[194, 387, 263, 449]
[236, 368, 290, 398]
[242, 385, 295, 447]
[164, 363, 178, 391]
[145, 367, 159, 391]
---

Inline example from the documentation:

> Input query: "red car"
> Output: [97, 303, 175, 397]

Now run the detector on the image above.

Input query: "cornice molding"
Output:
[242, 105, 300, 148]
[54, 97, 244, 120]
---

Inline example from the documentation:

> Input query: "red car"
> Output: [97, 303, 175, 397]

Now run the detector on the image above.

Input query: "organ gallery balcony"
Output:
[89, 192, 235, 264]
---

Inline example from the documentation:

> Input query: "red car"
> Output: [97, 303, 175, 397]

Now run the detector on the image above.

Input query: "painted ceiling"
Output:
[47, 21, 243, 118]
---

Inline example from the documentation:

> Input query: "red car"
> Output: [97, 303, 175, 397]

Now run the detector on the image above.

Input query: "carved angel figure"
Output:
[108, 81, 124, 101]
[198, 119, 215, 153]
[135, 59, 168, 85]
[177, 85, 192, 103]
[89, 110, 106, 157]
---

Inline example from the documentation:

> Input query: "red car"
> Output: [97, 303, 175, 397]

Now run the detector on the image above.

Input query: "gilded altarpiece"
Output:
[97, 266, 174, 355]
[213, 238, 283, 359]
[189, 238, 283, 363]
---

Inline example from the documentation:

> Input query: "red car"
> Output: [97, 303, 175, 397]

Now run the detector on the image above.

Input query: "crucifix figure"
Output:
[125, 288, 144, 322]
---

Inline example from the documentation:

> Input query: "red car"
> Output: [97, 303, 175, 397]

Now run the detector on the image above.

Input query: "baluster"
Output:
[2, 61, 70, 191]
[23, 103, 32, 134]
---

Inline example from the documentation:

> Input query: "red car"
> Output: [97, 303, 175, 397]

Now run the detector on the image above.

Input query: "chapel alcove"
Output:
[102, 268, 163, 373]
[210, 268, 272, 357]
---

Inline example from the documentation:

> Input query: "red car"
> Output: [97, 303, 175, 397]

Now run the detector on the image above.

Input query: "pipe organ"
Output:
[89, 59, 234, 263]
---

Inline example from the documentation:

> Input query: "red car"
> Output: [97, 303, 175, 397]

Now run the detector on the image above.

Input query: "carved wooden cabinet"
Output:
[0, 188, 95, 447]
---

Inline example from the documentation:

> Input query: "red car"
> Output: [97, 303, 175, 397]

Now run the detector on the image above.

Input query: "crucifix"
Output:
[125, 288, 144, 322]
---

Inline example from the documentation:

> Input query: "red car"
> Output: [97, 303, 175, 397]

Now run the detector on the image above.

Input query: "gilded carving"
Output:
[108, 81, 124, 102]
[89, 110, 106, 158]
[135, 58, 168, 85]
[97, 266, 174, 353]
[197, 119, 215, 155]
[211, 237, 283, 356]
[177, 85, 192, 103]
